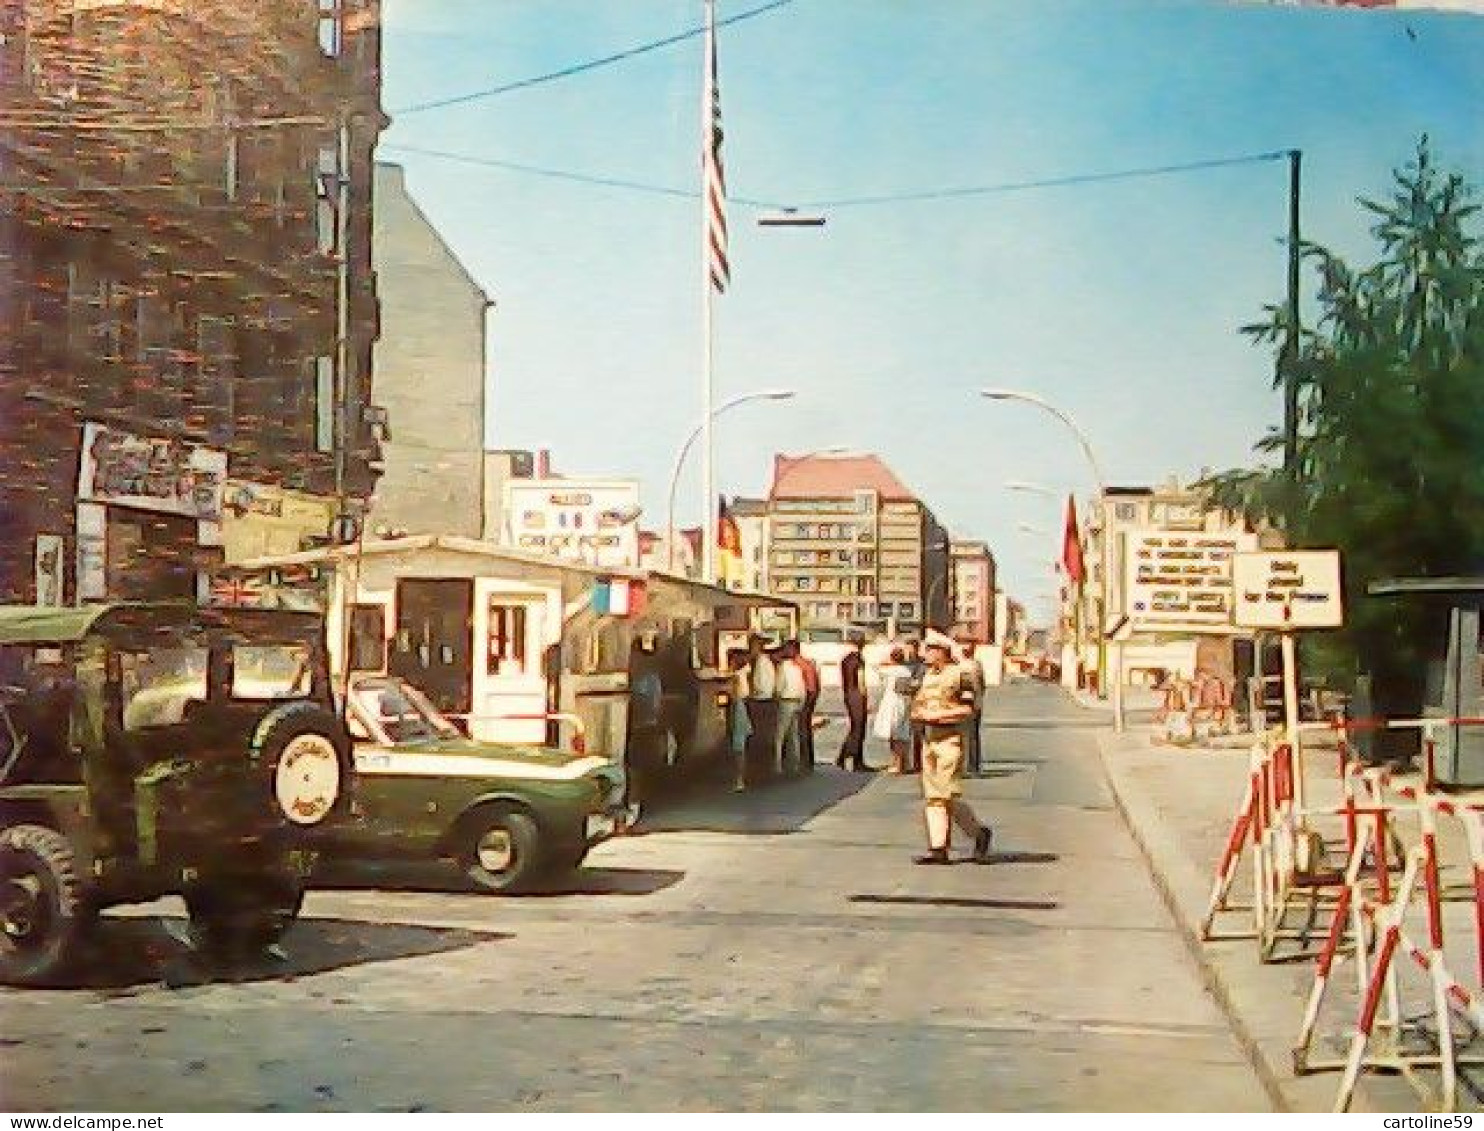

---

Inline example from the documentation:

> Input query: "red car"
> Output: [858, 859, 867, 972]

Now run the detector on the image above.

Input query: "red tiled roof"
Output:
[769, 453, 916, 502]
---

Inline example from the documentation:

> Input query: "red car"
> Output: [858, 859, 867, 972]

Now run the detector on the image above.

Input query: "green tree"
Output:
[1208, 139, 1484, 723]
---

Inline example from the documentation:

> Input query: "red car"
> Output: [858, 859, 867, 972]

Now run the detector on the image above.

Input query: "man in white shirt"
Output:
[775, 640, 808, 775]
[744, 634, 778, 779]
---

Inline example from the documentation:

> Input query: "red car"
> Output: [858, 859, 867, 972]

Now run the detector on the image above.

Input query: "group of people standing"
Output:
[726, 628, 994, 864]
[725, 636, 821, 790]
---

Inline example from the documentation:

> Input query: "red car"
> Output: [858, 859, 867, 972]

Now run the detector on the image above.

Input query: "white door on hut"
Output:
[471, 577, 559, 745]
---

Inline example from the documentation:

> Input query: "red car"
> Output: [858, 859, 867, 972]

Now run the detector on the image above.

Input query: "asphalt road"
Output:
[0, 682, 1268, 1112]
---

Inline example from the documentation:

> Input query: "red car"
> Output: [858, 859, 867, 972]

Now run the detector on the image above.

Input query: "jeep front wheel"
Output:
[0, 824, 87, 986]
[460, 809, 542, 894]
[185, 871, 305, 962]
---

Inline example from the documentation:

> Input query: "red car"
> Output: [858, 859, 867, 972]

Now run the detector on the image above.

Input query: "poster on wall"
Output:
[34, 534, 64, 606]
[77, 422, 227, 522]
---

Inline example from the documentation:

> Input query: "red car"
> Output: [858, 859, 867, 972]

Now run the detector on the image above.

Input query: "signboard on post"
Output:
[502, 480, 641, 569]
[1233, 550, 1344, 630]
[1125, 529, 1258, 631]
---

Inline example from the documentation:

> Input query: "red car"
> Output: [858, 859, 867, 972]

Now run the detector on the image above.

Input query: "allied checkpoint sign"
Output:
[1233, 550, 1344, 630]
[1125, 529, 1259, 631]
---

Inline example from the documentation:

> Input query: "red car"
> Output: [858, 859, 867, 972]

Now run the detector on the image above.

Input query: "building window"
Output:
[317, 0, 342, 57]
[347, 604, 386, 672]
[488, 602, 529, 676]
[899, 602, 916, 619]
[315, 356, 334, 453]
[315, 145, 339, 254]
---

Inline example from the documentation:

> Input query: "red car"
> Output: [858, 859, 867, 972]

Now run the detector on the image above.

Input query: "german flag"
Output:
[718, 495, 744, 589]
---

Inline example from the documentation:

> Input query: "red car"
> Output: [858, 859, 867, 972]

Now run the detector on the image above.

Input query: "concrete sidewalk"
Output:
[1091, 721, 1425, 1113]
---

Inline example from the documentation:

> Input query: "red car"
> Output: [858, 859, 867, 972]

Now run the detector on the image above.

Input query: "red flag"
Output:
[1061, 495, 1085, 586]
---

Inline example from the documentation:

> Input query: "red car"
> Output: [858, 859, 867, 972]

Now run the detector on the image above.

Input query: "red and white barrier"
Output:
[1270, 718, 1484, 1111]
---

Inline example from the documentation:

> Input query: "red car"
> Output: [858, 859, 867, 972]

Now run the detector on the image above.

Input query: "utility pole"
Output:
[1282, 148, 1303, 481]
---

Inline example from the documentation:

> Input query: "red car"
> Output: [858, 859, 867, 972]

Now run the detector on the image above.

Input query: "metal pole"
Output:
[1283, 148, 1302, 481]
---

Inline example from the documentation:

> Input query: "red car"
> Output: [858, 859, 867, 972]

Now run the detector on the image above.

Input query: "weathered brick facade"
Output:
[0, 0, 385, 603]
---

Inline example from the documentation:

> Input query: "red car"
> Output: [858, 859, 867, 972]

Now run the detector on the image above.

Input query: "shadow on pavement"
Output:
[314, 860, 683, 899]
[507, 866, 685, 898]
[633, 765, 876, 836]
[849, 894, 1061, 911]
[984, 850, 1060, 865]
[50, 914, 500, 993]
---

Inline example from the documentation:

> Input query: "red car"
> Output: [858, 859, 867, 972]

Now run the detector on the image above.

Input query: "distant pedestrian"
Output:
[836, 631, 870, 772]
[873, 646, 914, 774]
[725, 647, 752, 791]
[911, 630, 993, 865]
[775, 640, 807, 774]
[958, 639, 986, 775]
[902, 637, 925, 772]
[744, 634, 778, 781]
[795, 643, 821, 774]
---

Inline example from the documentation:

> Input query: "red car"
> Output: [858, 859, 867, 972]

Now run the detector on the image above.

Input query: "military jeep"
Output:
[0, 603, 353, 985]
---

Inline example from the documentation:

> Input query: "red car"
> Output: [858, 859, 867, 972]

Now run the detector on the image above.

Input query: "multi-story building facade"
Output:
[950, 540, 996, 643]
[0, 0, 385, 601]
[369, 161, 491, 540]
[766, 453, 951, 637]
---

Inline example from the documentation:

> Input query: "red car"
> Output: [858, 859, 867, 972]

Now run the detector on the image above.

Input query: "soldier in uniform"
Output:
[910, 630, 993, 865]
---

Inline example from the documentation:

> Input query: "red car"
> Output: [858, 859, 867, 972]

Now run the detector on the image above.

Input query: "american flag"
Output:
[703, 0, 730, 294]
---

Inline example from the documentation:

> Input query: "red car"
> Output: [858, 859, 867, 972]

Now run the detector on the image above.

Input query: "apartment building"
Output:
[951, 539, 996, 643]
[766, 453, 950, 638]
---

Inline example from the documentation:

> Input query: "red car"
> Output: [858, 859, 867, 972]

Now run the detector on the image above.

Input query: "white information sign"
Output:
[502, 479, 641, 569]
[1125, 529, 1258, 630]
[1233, 550, 1344, 630]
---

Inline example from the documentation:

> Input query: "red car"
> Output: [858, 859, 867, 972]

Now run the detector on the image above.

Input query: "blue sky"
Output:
[376, 0, 1484, 614]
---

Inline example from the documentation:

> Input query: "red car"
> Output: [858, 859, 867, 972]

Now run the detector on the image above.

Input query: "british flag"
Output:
[210, 574, 264, 608]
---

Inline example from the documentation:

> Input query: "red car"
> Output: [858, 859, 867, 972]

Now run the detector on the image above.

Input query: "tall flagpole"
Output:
[700, 0, 717, 585]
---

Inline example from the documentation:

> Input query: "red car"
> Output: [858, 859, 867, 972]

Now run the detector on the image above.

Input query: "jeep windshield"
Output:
[347, 676, 461, 746]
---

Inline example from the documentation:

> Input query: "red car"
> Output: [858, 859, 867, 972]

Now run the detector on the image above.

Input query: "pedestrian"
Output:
[795, 642, 821, 774]
[836, 631, 870, 771]
[911, 630, 993, 865]
[958, 638, 986, 775]
[725, 646, 752, 791]
[902, 637, 925, 772]
[744, 633, 778, 781]
[775, 639, 807, 775]
[873, 645, 914, 774]
[624, 629, 664, 809]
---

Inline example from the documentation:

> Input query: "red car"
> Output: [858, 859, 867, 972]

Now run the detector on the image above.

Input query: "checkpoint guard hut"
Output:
[215, 536, 796, 783]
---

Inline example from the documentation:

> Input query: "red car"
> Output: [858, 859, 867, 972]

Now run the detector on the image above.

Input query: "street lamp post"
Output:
[980, 388, 1123, 731]
[666, 389, 795, 574]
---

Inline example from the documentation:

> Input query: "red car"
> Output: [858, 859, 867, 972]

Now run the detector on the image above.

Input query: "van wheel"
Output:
[460, 809, 542, 894]
[186, 870, 305, 962]
[0, 824, 87, 986]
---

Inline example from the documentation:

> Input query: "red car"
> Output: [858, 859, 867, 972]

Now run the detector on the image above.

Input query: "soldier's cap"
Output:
[922, 629, 956, 653]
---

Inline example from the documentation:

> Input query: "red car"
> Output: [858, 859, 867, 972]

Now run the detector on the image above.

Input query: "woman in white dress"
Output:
[873, 646, 914, 774]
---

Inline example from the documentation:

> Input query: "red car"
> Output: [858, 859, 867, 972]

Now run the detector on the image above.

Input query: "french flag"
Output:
[593, 578, 647, 617]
